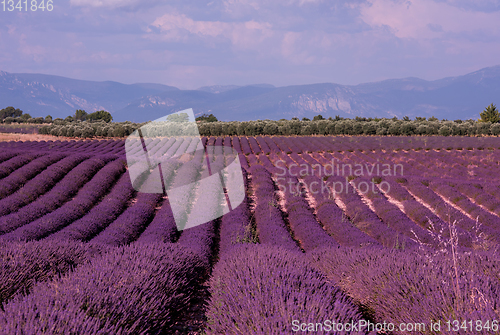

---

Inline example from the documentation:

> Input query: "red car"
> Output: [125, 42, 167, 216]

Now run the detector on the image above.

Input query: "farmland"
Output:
[0, 135, 500, 334]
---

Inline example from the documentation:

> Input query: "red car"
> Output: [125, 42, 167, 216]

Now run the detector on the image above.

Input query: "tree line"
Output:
[7, 103, 500, 138]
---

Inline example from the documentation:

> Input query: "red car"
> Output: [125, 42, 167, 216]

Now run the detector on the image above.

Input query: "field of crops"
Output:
[1, 135, 500, 334]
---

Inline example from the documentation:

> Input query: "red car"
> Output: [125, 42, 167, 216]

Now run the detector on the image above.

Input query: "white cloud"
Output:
[70, 0, 144, 8]
[148, 13, 274, 50]
[359, 0, 500, 40]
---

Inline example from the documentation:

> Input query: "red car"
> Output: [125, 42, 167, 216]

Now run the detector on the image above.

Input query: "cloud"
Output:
[70, 0, 156, 9]
[148, 13, 274, 50]
[359, 0, 500, 40]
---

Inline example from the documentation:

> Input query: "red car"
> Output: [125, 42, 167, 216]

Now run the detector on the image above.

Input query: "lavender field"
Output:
[1, 136, 500, 334]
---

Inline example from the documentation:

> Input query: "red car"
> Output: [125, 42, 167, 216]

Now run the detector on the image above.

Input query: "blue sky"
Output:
[2, 0, 500, 89]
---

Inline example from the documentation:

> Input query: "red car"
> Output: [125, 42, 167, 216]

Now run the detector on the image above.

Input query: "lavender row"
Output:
[271, 136, 293, 153]
[176, 156, 226, 267]
[0, 153, 66, 199]
[133, 160, 184, 244]
[401, 180, 500, 245]
[300, 174, 381, 248]
[381, 178, 474, 249]
[218, 169, 255, 255]
[0, 151, 19, 164]
[140, 148, 205, 248]
[255, 136, 271, 154]
[206, 244, 370, 335]
[1, 140, 127, 156]
[239, 136, 253, 154]
[247, 136, 262, 154]
[47, 172, 135, 242]
[352, 177, 438, 249]
[0, 240, 107, 307]
[0, 243, 205, 334]
[0, 156, 110, 235]
[0, 159, 126, 242]
[481, 183, 500, 203]
[0, 152, 41, 179]
[455, 182, 500, 217]
[250, 165, 301, 252]
[262, 136, 281, 153]
[310, 246, 500, 335]
[274, 136, 299, 153]
[327, 175, 416, 249]
[430, 181, 500, 233]
[285, 153, 381, 248]
[165, 154, 205, 231]
[275, 173, 339, 251]
[89, 192, 160, 247]
[0, 155, 98, 216]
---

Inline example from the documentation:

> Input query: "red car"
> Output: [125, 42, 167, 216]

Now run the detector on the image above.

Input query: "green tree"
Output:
[65, 116, 74, 122]
[439, 126, 452, 136]
[74, 109, 88, 121]
[87, 110, 113, 123]
[479, 103, 500, 123]
[195, 113, 218, 122]
[20, 113, 32, 120]
[45, 115, 53, 123]
[0, 106, 23, 120]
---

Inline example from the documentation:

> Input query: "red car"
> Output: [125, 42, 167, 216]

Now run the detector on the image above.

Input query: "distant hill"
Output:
[1, 66, 499, 122]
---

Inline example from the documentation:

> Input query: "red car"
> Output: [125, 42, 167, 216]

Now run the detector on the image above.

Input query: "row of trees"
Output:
[12, 103, 500, 138]
[0, 107, 113, 124]
[38, 117, 500, 138]
[196, 118, 500, 136]
[39, 121, 142, 138]
[0, 106, 53, 124]
[72, 109, 113, 123]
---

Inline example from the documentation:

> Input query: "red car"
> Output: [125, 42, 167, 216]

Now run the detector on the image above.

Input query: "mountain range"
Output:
[1, 65, 500, 122]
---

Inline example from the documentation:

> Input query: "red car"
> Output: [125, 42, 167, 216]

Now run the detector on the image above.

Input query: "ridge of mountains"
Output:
[1, 65, 500, 122]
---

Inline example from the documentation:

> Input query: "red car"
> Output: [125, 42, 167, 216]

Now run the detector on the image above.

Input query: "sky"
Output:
[1, 0, 500, 89]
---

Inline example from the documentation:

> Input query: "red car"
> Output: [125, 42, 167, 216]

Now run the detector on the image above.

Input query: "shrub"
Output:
[112, 125, 125, 137]
[66, 127, 75, 137]
[73, 127, 83, 138]
[38, 125, 51, 134]
[81, 127, 95, 138]
[376, 126, 387, 135]
[352, 122, 363, 135]
[334, 121, 345, 134]
[475, 121, 491, 135]
[263, 123, 278, 135]
[438, 126, 452, 136]
[301, 123, 317, 135]
[400, 122, 416, 135]
[362, 121, 377, 135]
[388, 122, 401, 135]
[326, 122, 337, 135]
[52, 118, 65, 125]
[416, 124, 429, 135]
[58, 127, 68, 137]
[3, 117, 15, 124]
[50, 127, 60, 136]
